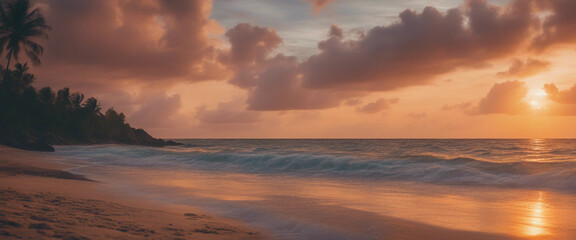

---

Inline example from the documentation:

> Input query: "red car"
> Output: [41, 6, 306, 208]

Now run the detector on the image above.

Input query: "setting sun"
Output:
[534, 89, 548, 96]
[530, 100, 543, 110]
[2, 0, 576, 239]
[527, 88, 549, 111]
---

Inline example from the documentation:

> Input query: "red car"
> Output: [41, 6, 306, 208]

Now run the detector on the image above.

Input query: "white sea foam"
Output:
[55, 139, 576, 193]
[53, 139, 576, 239]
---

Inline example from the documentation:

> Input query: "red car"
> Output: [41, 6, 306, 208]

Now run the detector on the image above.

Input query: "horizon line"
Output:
[164, 138, 576, 140]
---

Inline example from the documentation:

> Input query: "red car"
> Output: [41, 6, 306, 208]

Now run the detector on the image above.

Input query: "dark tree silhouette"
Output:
[0, 0, 50, 70]
[0, 0, 179, 151]
[0, 74, 179, 151]
[12, 62, 34, 89]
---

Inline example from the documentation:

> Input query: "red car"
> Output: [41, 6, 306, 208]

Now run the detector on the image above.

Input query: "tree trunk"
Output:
[5, 50, 13, 72]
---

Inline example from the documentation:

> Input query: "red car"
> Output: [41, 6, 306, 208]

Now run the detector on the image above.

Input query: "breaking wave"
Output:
[56, 144, 576, 193]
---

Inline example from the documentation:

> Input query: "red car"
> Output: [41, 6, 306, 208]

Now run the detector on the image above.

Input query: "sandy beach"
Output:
[0, 146, 267, 240]
[2, 0, 576, 238]
[0, 145, 549, 240]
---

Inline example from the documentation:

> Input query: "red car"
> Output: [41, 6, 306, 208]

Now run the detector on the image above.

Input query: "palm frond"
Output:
[0, 0, 50, 69]
[0, 4, 13, 29]
[25, 49, 40, 65]
[0, 36, 9, 56]
[23, 39, 43, 55]
[24, 7, 39, 21]
[23, 14, 50, 29]
[10, 42, 21, 61]
[22, 29, 49, 38]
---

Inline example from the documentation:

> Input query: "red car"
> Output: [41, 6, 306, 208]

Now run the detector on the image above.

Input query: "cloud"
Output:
[129, 93, 183, 128]
[344, 98, 362, 106]
[220, 0, 538, 111]
[29, 0, 576, 124]
[196, 100, 260, 124]
[356, 98, 399, 114]
[447, 81, 576, 117]
[441, 102, 473, 112]
[470, 80, 530, 115]
[328, 24, 343, 38]
[544, 83, 576, 104]
[37, 0, 225, 84]
[220, 23, 282, 69]
[532, 0, 576, 50]
[246, 54, 361, 111]
[540, 83, 576, 116]
[303, 0, 335, 13]
[221, 23, 363, 111]
[407, 113, 427, 119]
[300, 0, 538, 91]
[497, 58, 551, 78]
[219, 0, 543, 111]
[534, 83, 576, 116]
[220, 23, 283, 88]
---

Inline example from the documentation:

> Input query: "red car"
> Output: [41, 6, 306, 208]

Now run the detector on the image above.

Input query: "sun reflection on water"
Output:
[527, 138, 548, 162]
[530, 138, 544, 150]
[524, 191, 549, 236]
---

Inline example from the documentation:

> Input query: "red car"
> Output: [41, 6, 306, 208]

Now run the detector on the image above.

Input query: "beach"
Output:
[2, 0, 576, 238]
[0, 146, 266, 240]
[3, 139, 575, 239]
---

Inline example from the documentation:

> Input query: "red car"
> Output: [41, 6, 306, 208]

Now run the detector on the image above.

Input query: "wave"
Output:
[56, 145, 576, 193]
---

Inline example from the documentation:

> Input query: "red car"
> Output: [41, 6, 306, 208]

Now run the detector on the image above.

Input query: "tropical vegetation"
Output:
[0, 0, 177, 151]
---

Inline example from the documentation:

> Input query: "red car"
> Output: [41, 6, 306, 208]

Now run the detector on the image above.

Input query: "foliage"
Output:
[0, 0, 51, 70]
[0, 67, 172, 149]
[0, 0, 176, 151]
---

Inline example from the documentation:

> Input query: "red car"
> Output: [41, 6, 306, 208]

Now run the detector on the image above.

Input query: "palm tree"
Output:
[83, 97, 102, 116]
[0, 0, 50, 71]
[14, 62, 34, 86]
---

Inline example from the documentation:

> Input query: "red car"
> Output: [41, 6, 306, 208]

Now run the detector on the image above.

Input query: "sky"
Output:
[25, 0, 576, 138]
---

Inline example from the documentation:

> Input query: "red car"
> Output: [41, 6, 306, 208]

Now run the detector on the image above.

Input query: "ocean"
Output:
[54, 139, 576, 239]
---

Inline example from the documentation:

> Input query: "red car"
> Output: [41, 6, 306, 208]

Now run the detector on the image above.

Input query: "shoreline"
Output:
[0, 146, 268, 239]
[0, 145, 533, 240]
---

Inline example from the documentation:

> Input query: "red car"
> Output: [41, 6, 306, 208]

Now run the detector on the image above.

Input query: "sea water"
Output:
[54, 139, 576, 239]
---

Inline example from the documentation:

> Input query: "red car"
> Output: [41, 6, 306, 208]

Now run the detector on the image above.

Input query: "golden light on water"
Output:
[530, 138, 545, 152]
[523, 191, 549, 236]
[122, 166, 576, 239]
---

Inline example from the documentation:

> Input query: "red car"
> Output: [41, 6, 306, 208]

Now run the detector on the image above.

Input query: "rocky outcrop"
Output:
[0, 127, 181, 152]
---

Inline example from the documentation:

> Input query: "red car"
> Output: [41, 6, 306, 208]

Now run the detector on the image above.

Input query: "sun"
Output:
[534, 89, 548, 97]
[530, 100, 543, 110]
[528, 89, 548, 111]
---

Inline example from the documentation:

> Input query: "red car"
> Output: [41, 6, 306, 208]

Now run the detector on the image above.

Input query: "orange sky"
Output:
[29, 0, 576, 138]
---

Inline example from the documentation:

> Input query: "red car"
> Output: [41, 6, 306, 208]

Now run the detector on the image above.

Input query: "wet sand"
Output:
[0, 145, 543, 239]
[0, 146, 267, 240]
